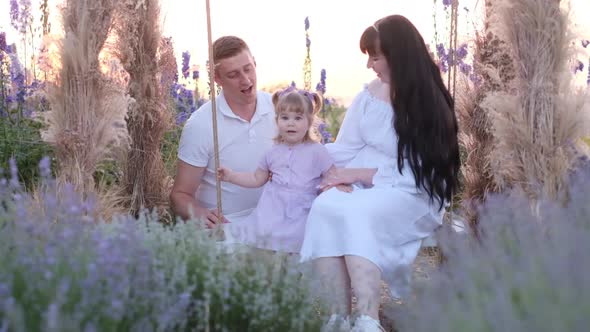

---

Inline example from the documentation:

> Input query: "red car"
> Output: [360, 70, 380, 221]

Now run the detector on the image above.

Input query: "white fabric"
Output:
[300, 85, 444, 298]
[178, 91, 277, 220]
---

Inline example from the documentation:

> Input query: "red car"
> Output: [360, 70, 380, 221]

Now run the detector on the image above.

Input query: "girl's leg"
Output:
[345, 255, 382, 320]
[313, 256, 352, 315]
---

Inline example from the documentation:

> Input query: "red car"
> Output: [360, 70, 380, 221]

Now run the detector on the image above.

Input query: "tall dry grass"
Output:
[42, 0, 130, 198]
[456, 0, 515, 231]
[114, 0, 173, 215]
[482, 0, 590, 203]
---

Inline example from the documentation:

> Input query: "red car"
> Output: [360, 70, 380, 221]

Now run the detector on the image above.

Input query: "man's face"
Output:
[215, 50, 257, 105]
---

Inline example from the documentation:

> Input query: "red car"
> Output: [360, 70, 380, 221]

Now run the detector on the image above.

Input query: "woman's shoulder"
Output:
[365, 79, 391, 105]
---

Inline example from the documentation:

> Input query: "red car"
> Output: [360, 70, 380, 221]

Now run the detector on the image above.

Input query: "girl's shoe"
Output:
[321, 314, 351, 332]
[350, 315, 385, 332]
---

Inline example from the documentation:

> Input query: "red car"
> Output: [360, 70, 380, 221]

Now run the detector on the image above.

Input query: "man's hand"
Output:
[195, 207, 229, 228]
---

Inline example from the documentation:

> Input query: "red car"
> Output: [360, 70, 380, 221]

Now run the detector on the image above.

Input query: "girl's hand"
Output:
[217, 166, 233, 182]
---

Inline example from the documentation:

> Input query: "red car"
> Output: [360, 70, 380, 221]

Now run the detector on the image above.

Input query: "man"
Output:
[170, 36, 276, 228]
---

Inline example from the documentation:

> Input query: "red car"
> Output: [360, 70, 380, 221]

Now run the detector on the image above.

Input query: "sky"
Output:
[1, 0, 589, 106]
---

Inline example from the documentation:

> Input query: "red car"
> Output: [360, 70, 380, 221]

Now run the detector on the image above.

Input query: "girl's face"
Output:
[277, 110, 310, 145]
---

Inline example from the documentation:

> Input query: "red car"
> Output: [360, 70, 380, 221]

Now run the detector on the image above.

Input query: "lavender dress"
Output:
[226, 142, 334, 253]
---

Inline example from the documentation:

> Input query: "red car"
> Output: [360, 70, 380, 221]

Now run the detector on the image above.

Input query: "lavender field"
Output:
[2, 0, 590, 331]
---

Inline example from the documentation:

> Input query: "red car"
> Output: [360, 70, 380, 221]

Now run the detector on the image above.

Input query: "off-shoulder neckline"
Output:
[362, 84, 392, 109]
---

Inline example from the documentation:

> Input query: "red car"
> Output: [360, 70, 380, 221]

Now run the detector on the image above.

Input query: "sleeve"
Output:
[324, 89, 370, 167]
[314, 144, 335, 175]
[257, 148, 272, 171]
[177, 112, 212, 167]
[359, 102, 396, 154]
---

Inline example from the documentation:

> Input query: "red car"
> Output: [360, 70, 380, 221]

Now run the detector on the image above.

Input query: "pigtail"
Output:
[271, 91, 282, 108]
[310, 92, 323, 115]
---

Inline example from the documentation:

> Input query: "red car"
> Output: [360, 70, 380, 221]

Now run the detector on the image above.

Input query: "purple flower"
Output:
[459, 62, 472, 75]
[0, 32, 6, 53]
[318, 123, 332, 144]
[587, 59, 590, 86]
[290, 81, 296, 88]
[443, 0, 453, 7]
[192, 70, 199, 80]
[10, 0, 19, 31]
[306, 37, 311, 48]
[574, 60, 584, 73]
[304, 17, 310, 31]
[39, 156, 51, 178]
[582, 40, 590, 48]
[9, 158, 20, 189]
[181, 51, 190, 79]
[469, 73, 482, 86]
[315, 69, 327, 94]
[456, 43, 468, 61]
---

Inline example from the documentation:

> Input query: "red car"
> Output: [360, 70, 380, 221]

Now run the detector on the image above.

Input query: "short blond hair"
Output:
[213, 36, 250, 62]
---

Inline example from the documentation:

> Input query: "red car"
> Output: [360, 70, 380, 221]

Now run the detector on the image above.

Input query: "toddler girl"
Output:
[218, 88, 340, 253]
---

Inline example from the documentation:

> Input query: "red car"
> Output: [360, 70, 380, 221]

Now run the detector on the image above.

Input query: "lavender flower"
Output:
[469, 72, 481, 86]
[587, 58, 590, 86]
[315, 69, 326, 95]
[582, 40, 589, 48]
[459, 62, 472, 75]
[306, 36, 311, 48]
[318, 122, 332, 144]
[436, 43, 449, 72]
[192, 70, 199, 80]
[442, 0, 453, 8]
[18, 0, 33, 35]
[0, 32, 6, 53]
[181, 51, 190, 79]
[304, 17, 310, 31]
[456, 43, 468, 60]
[39, 156, 51, 178]
[9, 0, 19, 31]
[574, 59, 584, 73]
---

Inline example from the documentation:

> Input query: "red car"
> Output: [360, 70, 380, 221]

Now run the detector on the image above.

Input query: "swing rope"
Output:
[206, 0, 224, 239]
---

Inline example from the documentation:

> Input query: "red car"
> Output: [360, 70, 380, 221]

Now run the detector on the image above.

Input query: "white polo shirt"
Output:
[178, 91, 277, 218]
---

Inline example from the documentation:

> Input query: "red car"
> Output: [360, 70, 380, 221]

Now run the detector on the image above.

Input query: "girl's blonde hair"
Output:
[271, 89, 323, 143]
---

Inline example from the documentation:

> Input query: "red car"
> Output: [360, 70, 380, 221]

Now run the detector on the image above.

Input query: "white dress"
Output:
[299, 84, 445, 298]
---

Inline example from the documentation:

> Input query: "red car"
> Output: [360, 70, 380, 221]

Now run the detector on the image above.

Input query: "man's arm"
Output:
[170, 160, 224, 227]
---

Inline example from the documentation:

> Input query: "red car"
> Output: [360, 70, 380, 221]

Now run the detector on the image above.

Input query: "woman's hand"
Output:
[319, 168, 358, 191]
[319, 167, 378, 191]
[334, 184, 353, 193]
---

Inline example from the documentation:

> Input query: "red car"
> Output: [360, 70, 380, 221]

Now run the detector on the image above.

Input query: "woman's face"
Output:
[365, 38, 390, 83]
[366, 51, 390, 83]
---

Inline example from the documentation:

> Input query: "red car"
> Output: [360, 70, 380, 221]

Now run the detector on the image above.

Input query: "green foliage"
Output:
[320, 103, 346, 140]
[0, 117, 53, 188]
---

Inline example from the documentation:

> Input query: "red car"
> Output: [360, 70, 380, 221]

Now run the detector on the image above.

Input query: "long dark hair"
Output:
[360, 15, 460, 210]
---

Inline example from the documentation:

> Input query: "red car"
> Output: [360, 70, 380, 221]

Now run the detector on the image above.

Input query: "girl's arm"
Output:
[218, 167, 269, 188]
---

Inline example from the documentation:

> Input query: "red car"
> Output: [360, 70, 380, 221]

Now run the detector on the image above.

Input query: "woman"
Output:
[300, 15, 460, 331]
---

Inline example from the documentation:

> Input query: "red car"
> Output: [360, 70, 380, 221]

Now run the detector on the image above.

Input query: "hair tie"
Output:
[278, 87, 315, 104]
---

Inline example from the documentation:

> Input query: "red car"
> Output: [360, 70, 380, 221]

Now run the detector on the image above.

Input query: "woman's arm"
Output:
[218, 167, 269, 188]
[319, 167, 377, 191]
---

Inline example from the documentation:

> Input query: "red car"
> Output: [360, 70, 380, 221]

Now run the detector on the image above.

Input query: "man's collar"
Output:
[216, 91, 272, 121]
